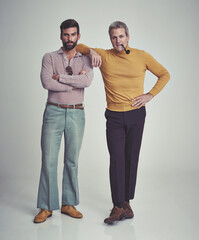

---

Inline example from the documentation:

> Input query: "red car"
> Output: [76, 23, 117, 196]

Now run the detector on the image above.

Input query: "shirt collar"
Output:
[57, 47, 82, 57]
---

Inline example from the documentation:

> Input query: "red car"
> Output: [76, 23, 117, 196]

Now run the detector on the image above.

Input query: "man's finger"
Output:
[132, 100, 143, 107]
[98, 60, 102, 67]
[132, 96, 141, 101]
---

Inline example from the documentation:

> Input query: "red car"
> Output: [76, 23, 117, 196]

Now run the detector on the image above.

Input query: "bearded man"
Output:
[34, 19, 93, 223]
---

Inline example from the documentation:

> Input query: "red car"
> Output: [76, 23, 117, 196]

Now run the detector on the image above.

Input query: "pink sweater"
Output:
[40, 48, 93, 104]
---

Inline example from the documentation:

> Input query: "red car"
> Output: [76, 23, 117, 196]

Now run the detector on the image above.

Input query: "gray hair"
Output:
[108, 21, 129, 37]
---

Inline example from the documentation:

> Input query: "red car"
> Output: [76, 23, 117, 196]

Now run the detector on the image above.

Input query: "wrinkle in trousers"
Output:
[37, 104, 85, 210]
[105, 107, 146, 204]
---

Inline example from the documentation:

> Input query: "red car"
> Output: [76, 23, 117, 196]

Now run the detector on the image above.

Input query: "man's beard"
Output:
[63, 40, 78, 51]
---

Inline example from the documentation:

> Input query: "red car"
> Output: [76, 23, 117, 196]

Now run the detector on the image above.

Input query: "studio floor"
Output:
[0, 169, 198, 240]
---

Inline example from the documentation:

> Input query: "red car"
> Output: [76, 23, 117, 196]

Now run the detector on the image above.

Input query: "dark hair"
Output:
[108, 21, 129, 37]
[60, 19, 80, 34]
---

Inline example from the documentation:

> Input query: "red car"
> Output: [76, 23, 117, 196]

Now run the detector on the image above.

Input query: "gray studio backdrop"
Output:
[0, 0, 198, 213]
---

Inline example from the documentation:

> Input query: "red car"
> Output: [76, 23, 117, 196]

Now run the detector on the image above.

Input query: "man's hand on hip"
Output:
[131, 93, 153, 109]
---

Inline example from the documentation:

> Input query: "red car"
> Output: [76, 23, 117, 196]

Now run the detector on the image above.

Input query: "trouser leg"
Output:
[37, 105, 65, 210]
[105, 110, 126, 205]
[125, 107, 146, 200]
[62, 109, 85, 206]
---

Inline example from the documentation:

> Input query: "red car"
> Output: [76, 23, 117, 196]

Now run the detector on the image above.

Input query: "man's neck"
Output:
[62, 47, 77, 61]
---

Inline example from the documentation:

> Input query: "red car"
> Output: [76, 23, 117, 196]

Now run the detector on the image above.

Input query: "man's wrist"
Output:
[147, 92, 154, 98]
[89, 48, 95, 56]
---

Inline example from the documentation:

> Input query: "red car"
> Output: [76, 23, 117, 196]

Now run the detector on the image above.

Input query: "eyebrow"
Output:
[63, 32, 77, 35]
[111, 34, 125, 38]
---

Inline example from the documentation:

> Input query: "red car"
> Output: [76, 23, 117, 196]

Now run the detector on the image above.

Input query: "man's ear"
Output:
[127, 35, 130, 42]
[78, 33, 81, 41]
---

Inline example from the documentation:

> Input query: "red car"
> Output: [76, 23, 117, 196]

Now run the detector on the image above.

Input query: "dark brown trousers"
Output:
[105, 107, 146, 204]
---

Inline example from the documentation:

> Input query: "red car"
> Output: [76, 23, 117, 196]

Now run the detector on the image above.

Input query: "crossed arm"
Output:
[41, 53, 73, 92]
[52, 68, 93, 88]
[41, 53, 93, 91]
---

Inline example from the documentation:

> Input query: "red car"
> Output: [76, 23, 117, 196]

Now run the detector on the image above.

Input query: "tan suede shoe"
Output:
[61, 205, 83, 218]
[34, 209, 52, 223]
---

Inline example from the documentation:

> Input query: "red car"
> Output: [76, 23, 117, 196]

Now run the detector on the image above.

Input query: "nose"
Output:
[116, 37, 121, 45]
[68, 35, 73, 42]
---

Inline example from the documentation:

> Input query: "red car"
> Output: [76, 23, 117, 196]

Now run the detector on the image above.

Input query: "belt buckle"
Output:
[76, 103, 84, 110]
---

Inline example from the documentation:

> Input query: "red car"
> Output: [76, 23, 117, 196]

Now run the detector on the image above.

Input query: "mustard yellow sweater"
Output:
[76, 44, 170, 112]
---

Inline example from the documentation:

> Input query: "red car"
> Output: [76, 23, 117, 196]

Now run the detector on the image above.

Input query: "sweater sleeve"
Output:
[40, 53, 73, 92]
[76, 44, 91, 55]
[144, 51, 170, 96]
[59, 71, 93, 88]
[59, 56, 93, 88]
[76, 44, 106, 57]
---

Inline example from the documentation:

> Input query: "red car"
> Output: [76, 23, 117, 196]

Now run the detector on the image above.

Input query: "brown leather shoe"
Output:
[34, 209, 52, 223]
[122, 201, 134, 219]
[104, 206, 126, 224]
[61, 205, 83, 218]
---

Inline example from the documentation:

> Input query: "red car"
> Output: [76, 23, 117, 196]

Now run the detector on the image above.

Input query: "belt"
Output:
[47, 102, 84, 109]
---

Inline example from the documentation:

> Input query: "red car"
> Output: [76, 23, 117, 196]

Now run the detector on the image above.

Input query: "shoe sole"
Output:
[61, 211, 83, 219]
[104, 214, 127, 225]
[125, 215, 134, 219]
[34, 214, 52, 224]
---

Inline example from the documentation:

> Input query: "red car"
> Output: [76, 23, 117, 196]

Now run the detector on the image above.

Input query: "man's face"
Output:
[110, 28, 129, 52]
[60, 27, 80, 51]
